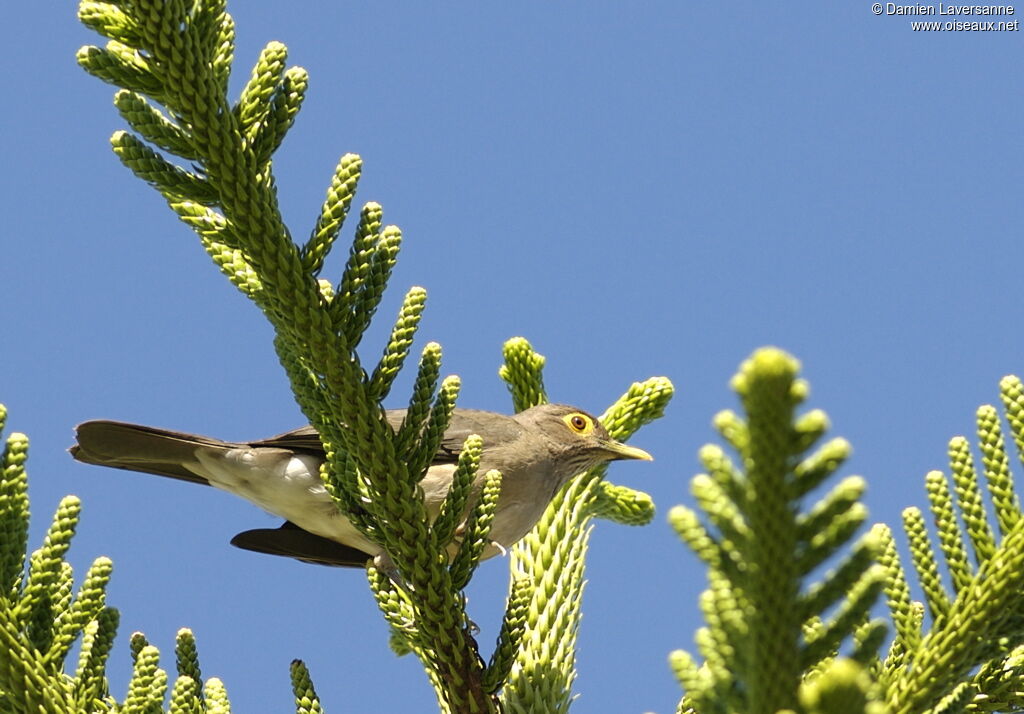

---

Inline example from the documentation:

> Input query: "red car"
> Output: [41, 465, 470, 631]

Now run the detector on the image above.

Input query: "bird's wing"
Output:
[248, 424, 324, 454]
[230, 521, 372, 567]
[249, 409, 523, 463]
[436, 410, 523, 461]
[250, 412, 408, 453]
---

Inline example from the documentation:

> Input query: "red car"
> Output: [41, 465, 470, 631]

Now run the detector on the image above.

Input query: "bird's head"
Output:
[513, 403, 653, 477]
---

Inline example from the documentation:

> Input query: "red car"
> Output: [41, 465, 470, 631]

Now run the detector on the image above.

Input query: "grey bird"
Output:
[70, 404, 652, 568]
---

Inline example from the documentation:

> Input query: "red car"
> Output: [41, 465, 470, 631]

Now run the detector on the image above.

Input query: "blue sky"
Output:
[4, 3, 1022, 712]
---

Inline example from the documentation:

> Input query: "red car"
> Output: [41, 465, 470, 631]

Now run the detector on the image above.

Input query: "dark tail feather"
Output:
[231, 522, 371, 568]
[70, 420, 229, 485]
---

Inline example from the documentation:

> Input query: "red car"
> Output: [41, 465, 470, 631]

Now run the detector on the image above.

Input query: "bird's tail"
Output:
[70, 420, 233, 485]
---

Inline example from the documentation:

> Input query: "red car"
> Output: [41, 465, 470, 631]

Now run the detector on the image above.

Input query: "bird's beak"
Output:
[602, 439, 654, 462]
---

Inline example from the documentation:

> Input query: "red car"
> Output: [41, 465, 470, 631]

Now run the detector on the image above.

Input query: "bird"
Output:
[70, 404, 652, 568]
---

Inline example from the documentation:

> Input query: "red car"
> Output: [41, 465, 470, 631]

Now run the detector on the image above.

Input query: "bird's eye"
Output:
[563, 413, 593, 434]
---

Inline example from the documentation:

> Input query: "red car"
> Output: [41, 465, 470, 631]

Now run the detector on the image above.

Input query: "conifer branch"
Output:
[75, 2, 526, 707]
[498, 338, 672, 712]
[880, 375, 1024, 713]
[923, 469, 973, 594]
[290, 660, 323, 714]
[73, 4, 673, 711]
[671, 348, 882, 714]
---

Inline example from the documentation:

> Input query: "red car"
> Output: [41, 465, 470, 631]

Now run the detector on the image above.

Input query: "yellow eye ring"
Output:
[563, 413, 594, 435]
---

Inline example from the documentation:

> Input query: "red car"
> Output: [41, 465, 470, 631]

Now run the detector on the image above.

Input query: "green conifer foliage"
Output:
[879, 376, 1024, 714]
[497, 338, 673, 713]
[669, 349, 886, 714]
[71, 2, 671, 710]
[0, 2, 1007, 713]
[671, 352, 1024, 714]
[0, 405, 232, 713]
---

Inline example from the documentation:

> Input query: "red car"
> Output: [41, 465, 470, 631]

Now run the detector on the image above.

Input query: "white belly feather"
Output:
[190, 448, 380, 556]
[187, 447, 470, 560]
